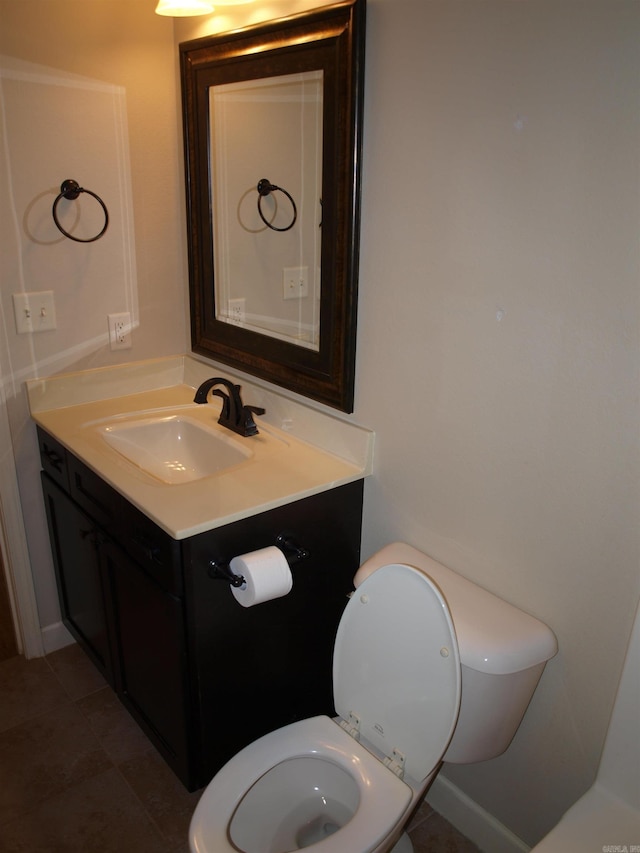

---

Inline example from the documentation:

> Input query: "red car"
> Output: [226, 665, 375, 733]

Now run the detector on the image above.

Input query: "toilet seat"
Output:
[190, 715, 413, 853]
[334, 562, 461, 782]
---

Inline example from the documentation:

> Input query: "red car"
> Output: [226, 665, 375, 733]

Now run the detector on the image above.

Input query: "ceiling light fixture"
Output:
[155, 0, 215, 16]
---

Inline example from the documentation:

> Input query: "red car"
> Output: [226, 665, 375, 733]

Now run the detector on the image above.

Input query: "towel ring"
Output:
[256, 178, 297, 232]
[52, 179, 109, 243]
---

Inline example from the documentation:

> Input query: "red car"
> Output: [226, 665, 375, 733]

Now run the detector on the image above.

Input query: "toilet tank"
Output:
[354, 543, 557, 764]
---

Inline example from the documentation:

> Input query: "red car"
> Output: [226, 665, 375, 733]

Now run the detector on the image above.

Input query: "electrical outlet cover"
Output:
[108, 312, 132, 350]
[228, 298, 246, 324]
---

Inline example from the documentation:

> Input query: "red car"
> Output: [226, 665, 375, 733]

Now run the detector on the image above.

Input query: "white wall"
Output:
[1, 0, 638, 848]
[182, 0, 640, 846]
[356, 1, 639, 845]
[0, 1, 187, 629]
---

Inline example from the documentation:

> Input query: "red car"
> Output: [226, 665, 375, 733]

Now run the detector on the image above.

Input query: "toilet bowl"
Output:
[191, 716, 415, 853]
[190, 543, 558, 853]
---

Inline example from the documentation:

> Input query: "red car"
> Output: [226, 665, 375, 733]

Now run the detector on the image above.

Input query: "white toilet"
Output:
[189, 542, 558, 853]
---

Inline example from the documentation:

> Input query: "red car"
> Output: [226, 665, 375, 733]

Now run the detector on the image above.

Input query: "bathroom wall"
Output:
[179, 2, 640, 844]
[0, 1, 187, 633]
[355, 2, 639, 847]
[1, 0, 638, 849]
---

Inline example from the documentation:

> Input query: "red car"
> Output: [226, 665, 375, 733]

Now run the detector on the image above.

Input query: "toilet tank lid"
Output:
[354, 543, 558, 675]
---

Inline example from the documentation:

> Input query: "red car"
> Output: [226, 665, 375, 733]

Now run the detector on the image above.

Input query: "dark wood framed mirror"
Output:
[180, 0, 365, 412]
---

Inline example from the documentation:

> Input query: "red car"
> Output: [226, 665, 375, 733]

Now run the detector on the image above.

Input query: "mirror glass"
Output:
[211, 71, 323, 351]
[180, 0, 365, 412]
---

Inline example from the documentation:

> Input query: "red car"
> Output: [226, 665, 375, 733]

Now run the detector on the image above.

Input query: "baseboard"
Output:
[41, 621, 75, 655]
[426, 774, 530, 853]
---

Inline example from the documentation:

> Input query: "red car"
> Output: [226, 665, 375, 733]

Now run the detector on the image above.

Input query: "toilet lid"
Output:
[333, 562, 461, 783]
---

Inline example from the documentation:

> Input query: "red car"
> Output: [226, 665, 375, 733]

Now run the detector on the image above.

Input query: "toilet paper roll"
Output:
[229, 546, 293, 608]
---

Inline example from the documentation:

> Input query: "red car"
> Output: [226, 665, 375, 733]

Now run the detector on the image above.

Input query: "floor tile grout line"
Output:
[43, 652, 189, 848]
[44, 653, 122, 774]
[0, 656, 71, 735]
[44, 667, 164, 838]
[0, 707, 110, 832]
[0, 653, 177, 849]
[44, 649, 109, 704]
[113, 755, 178, 850]
[0, 655, 122, 832]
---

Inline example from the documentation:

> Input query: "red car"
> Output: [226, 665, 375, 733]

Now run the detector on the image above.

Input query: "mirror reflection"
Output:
[181, 0, 365, 412]
[211, 71, 323, 351]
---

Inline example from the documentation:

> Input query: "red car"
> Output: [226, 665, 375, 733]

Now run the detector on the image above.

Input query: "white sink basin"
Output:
[101, 415, 252, 484]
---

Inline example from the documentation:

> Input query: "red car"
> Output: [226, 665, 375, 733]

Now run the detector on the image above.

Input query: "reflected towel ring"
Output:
[52, 179, 109, 243]
[256, 178, 297, 232]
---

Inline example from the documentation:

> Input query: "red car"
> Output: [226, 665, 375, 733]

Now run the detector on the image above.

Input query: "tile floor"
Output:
[0, 645, 480, 852]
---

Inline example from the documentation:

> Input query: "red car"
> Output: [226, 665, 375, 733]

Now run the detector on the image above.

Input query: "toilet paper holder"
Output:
[208, 533, 310, 587]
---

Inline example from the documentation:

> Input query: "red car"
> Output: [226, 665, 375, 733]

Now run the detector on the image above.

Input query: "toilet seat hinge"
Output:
[339, 711, 361, 741]
[383, 748, 406, 779]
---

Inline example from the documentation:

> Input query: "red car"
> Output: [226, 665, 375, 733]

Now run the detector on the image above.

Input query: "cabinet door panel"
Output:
[68, 455, 122, 535]
[107, 542, 192, 784]
[37, 428, 69, 492]
[41, 474, 114, 683]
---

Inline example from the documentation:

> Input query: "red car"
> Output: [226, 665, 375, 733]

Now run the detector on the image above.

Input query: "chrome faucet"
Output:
[193, 377, 265, 437]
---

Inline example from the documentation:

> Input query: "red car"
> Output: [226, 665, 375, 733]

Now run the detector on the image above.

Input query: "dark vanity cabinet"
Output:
[38, 427, 363, 790]
[40, 475, 117, 686]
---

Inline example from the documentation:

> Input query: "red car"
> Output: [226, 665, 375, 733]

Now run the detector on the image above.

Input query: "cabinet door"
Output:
[106, 540, 193, 786]
[41, 474, 115, 684]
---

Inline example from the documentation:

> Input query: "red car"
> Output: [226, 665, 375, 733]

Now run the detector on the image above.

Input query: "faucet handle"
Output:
[240, 405, 265, 437]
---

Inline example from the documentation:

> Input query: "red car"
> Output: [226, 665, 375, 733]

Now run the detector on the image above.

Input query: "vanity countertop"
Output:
[27, 355, 374, 539]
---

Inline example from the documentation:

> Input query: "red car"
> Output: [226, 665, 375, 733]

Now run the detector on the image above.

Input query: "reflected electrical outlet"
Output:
[283, 267, 309, 300]
[228, 298, 246, 324]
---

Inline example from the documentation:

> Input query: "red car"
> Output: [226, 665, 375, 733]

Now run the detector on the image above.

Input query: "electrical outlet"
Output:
[108, 312, 132, 350]
[283, 266, 309, 300]
[13, 291, 57, 333]
[228, 298, 246, 324]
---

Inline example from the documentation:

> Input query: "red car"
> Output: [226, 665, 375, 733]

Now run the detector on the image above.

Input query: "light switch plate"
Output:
[13, 291, 57, 334]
